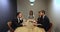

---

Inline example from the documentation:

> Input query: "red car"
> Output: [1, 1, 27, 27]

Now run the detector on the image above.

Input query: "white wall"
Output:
[17, 0, 48, 19]
[48, 0, 60, 32]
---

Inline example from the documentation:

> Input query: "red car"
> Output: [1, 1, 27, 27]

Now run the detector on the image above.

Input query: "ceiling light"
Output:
[29, 0, 35, 2]
[30, 3, 34, 6]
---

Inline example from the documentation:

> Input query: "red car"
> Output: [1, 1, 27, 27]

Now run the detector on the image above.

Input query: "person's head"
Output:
[17, 12, 22, 18]
[38, 10, 45, 16]
[29, 10, 33, 15]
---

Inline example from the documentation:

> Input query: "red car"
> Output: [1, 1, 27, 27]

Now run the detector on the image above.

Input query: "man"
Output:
[37, 10, 50, 31]
[7, 12, 23, 32]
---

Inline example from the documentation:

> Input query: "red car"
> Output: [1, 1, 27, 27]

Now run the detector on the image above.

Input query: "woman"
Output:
[28, 10, 35, 19]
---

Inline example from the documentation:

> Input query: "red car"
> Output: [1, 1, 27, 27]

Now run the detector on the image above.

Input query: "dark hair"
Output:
[17, 12, 21, 16]
[29, 10, 33, 15]
[39, 10, 45, 14]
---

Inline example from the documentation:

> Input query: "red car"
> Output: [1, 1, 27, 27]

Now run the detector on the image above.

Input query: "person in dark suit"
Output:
[37, 10, 50, 31]
[7, 12, 23, 32]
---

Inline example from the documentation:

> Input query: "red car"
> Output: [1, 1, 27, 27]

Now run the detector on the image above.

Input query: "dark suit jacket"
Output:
[11, 18, 23, 30]
[37, 16, 50, 31]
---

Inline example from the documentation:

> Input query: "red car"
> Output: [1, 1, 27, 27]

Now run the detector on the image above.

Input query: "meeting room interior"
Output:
[0, 0, 60, 32]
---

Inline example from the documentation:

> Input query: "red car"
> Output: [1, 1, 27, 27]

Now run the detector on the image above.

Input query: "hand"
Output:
[10, 29, 14, 32]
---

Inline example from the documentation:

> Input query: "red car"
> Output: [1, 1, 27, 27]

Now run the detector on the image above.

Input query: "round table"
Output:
[14, 19, 45, 32]
[14, 26, 45, 32]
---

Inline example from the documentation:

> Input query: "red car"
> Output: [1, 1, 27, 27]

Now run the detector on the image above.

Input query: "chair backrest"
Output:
[50, 23, 53, 28]
[48, 23, 53, 32]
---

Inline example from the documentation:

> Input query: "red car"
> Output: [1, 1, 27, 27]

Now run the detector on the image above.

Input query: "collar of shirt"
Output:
[39, 15, 45, 19]
[43, 15, 45, 19]
[17, 18, 23, 23]
[17, 18, 23, 20]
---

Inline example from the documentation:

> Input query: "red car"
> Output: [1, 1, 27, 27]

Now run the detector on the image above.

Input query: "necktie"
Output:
[40, 16, 43, 22]
[18, 18, 23, 27]
[18, 18, 20, 23]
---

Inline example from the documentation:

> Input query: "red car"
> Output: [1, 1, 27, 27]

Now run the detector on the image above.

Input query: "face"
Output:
[29, 12, 33, 15]
[29, 11, 33, 15]
[18, 13, 22, 18]
[39, 12, 43, 16]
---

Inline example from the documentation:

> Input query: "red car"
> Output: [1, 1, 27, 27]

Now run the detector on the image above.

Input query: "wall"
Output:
[17, 0, 48, 19]
[0, 0, 17, 32]
[47, 0, 60, 32]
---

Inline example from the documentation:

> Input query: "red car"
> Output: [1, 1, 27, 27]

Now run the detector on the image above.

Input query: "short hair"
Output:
[39, 10, 45, 14]
[30, 10, 33, 13]
[17, 12, 21, 16]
